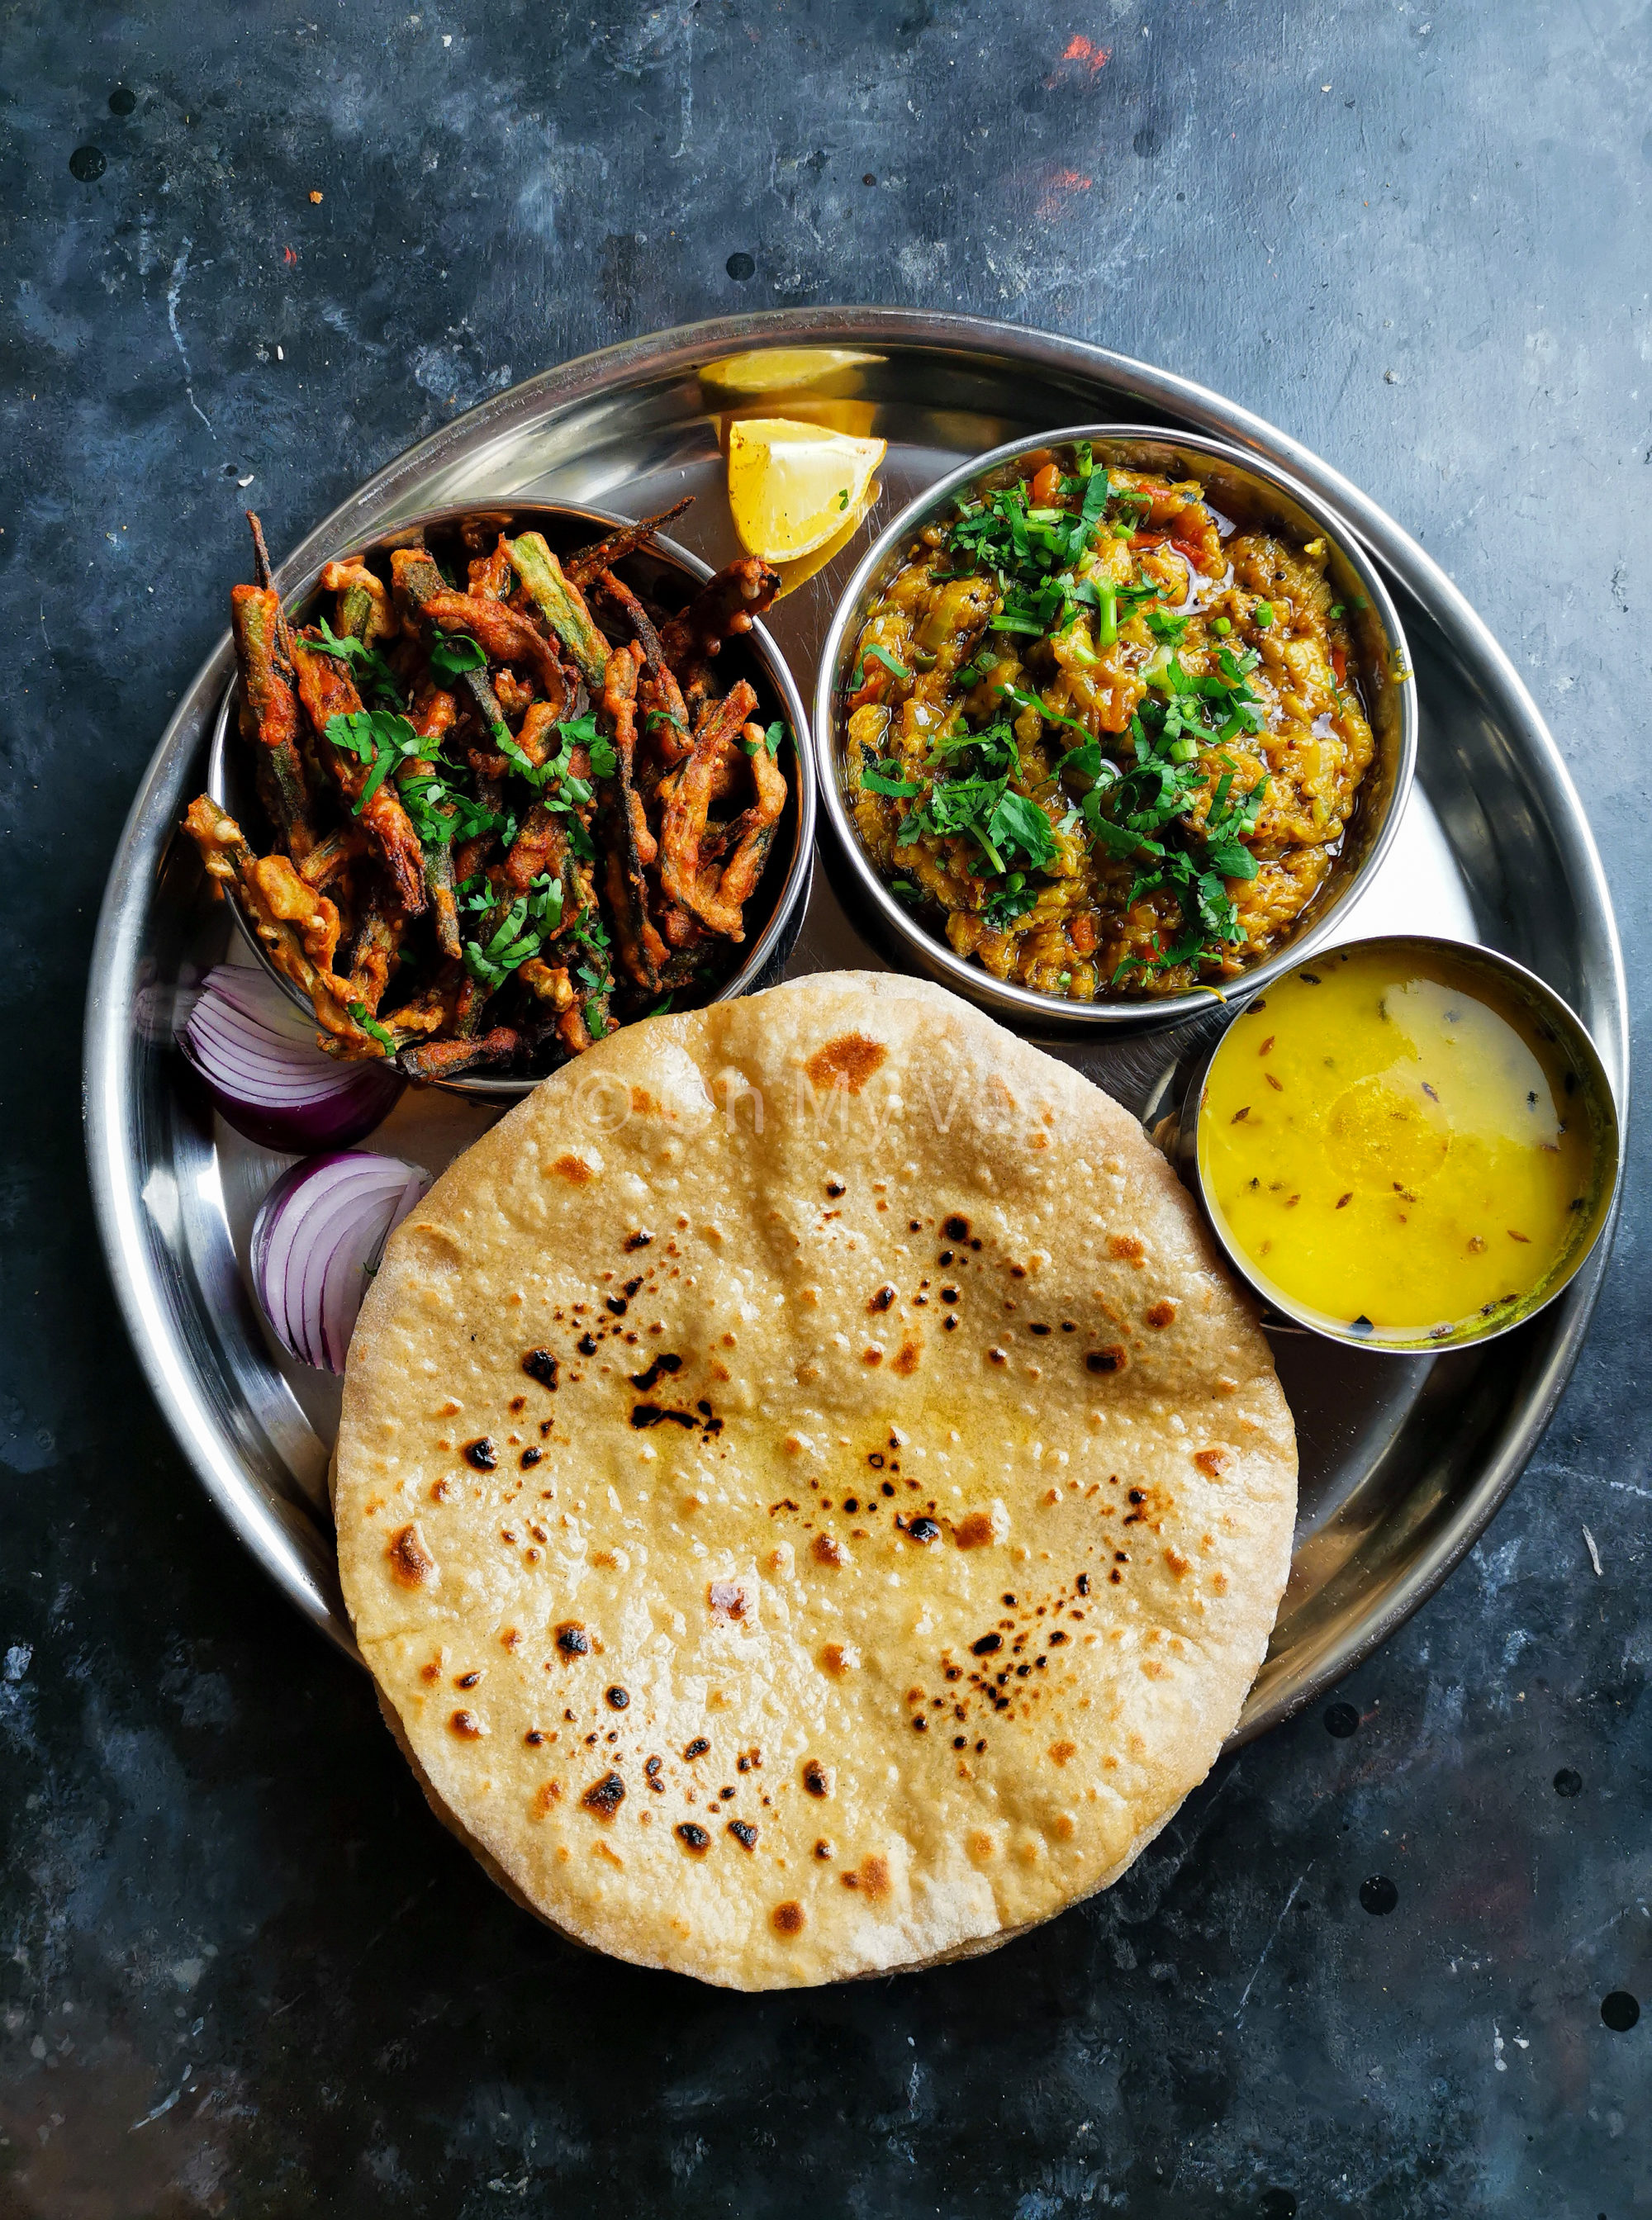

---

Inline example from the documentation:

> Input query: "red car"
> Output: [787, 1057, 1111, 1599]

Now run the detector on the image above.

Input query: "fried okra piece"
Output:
[182, 795, 376, 1051]
[594, 642, 664, 993]
[658, 557, 781, 701]
[590, 567, 692, 771]
[398, 1025, 525, 1081]
[344, 878, 404, 1017]
[505, 531, 610, 688]
[318, 559, 395, 645]
[230, 516, 317, 856]
[289, 638, 428, 918]
[705, 724, 787, 909]
[656, 681, 771, 941]
[415, 581, 570, 704]
[381, 961, 463, 1044]
[564, 496, 693, 587]
[401, 676, 463, 959]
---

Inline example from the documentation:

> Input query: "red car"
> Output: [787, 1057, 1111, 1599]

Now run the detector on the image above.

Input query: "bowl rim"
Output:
[810, 421, 1419, 1033]
[206, 496, 817, 1099]
[1176, 932, 1624, 1353]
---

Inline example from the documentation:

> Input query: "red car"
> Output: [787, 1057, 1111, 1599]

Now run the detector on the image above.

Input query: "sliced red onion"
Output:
[180, 965, 402, 1151]
[251, 1150, 431, 1372]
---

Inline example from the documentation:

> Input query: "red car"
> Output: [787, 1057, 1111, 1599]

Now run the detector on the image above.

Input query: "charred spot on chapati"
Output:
[581, 1772, 625, 1818]
[387, 1524, 437, 1587]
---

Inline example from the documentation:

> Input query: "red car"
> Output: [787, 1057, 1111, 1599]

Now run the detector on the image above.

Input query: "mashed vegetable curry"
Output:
[843, 446, 1376, 999]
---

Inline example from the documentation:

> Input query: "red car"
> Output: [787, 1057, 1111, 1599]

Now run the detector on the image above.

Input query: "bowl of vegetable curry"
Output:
[814, 428, 1416, 1030]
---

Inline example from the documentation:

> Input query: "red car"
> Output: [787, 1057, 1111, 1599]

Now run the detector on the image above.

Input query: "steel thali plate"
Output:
[84, 309, 1626, 1741]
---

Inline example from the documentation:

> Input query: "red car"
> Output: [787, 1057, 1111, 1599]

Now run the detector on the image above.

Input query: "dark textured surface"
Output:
[2, 3, 1647, 2213]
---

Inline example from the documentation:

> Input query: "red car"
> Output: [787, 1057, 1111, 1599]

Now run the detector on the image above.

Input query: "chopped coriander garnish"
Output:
[982, 870, 1041, 931]
[458, 870, 569, 990]
[860, 757, 923, 798]
[850, 643, 912, 688]
[325, 709, 431, 814]
[994, 681, 1098, 748]
[428, 629, 487, 681]
[740, 719, 787, 758]
[1327, 603, 1346, 620]
[310, 617, 406, 709]
[347, 1003, 398, 1053]
[896, 727, 1059, 877]
[1144, 608, 1190, 647]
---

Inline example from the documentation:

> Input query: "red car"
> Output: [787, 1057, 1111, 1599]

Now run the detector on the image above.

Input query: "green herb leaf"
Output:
[347, 1002, 398, 1053]
[986, 789, 1058, 870]
[860, 758, 923, 798]
[995, 681, 1096, 747]
[311, 617, 406, 709]
[428, 629, 488, 680]
[325, 709, 430, 816]
[852, 642, 913, 686]
[526, 870, 564, 935]
[981, 872, 1041, 931]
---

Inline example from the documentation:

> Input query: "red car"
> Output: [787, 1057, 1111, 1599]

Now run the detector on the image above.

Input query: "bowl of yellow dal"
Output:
[1175, 935, 1621, 1352]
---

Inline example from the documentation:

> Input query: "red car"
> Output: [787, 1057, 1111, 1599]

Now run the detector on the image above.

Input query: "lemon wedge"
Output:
[717, 396, 877, 443]
[700, 347, 881, 396]
[772, 477, 881, 600]
[727, 417, 886, 564]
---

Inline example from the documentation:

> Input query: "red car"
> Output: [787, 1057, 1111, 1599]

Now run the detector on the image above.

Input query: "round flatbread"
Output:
[335, 972, 1297, 1988]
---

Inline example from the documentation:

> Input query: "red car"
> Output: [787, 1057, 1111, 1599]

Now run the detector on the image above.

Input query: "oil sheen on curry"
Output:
[843, 445, 1376, 999]
[1197, 945, 1604, 1347]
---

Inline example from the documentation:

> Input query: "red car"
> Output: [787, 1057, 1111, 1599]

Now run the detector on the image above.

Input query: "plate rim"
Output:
[83, 306, 1630, 1726]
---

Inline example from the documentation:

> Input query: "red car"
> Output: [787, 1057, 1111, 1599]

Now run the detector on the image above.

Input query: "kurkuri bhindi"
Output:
[186, 508, 788, 1079]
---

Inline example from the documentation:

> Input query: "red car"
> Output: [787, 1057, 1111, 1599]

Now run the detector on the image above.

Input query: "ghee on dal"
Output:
[1196, 943, 1602, 1346]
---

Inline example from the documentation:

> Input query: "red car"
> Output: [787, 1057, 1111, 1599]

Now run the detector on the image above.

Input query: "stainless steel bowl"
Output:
[206, 500, 815, 1100]
[1167, 933, 1621, 1353]
[812, 425, 1417, 1037]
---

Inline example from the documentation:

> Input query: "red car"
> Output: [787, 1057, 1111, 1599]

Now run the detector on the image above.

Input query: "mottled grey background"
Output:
[2, 2, 1647, 2213]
